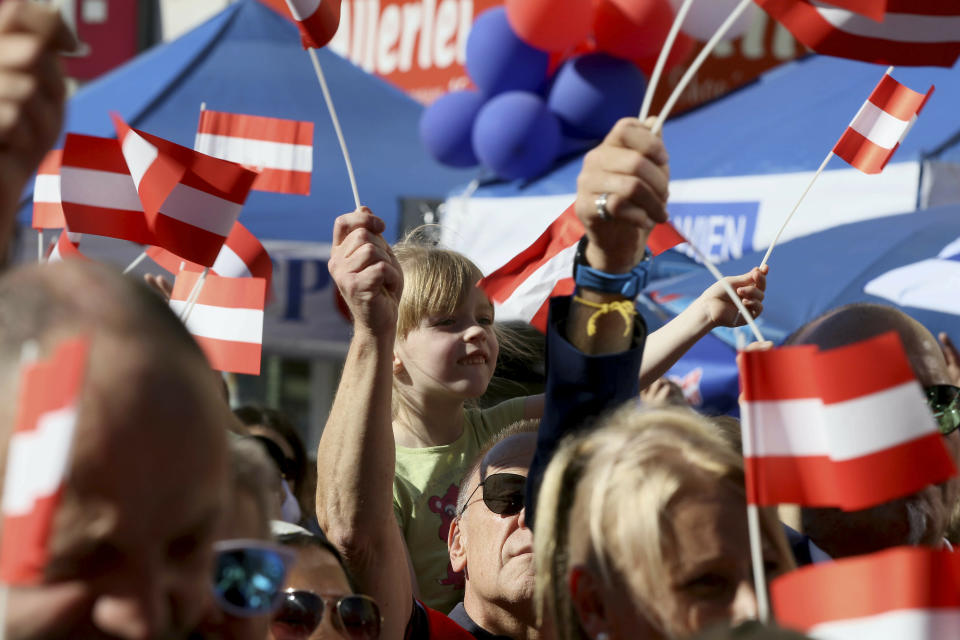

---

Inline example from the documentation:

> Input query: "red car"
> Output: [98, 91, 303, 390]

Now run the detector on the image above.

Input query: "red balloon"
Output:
[506, 0, 594, 53]
[635, 30, 695, 76]
[593, 0, 676, 61]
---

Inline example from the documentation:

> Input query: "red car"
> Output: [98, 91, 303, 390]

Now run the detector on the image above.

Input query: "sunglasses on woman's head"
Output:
[211, 539, 296, 617]
[458, 472, 526, 518]
[271, 589, 382, 640]
[926, 385, 960, 436]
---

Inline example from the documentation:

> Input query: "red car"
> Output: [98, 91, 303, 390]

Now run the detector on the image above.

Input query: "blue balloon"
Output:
[472, 91, 560, 181]
[419, 90, 485, 168]
[466, 8, 550, 98]
[548, 53, 647, 139]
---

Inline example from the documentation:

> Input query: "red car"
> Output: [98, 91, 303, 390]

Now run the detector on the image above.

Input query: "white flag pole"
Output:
[180, 267, 210, 323]
[307, 48, 361, 209]
[687, 241, 765, 343]
[735, 331, 771, 625]
[639, 0, 697, 121]
[122, 250, 149, 274]
[37, 230, 44, 262]
[653, 0, 753, 135]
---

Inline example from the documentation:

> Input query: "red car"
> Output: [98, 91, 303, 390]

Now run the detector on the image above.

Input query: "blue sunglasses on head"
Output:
[212, 539, 296, 618]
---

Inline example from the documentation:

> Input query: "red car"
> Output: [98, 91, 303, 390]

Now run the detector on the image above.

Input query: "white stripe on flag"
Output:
[287, 0, 322, 20]
[168, 302, 263, 344]
[195, 133, 313, 172]
[849, 101, 911, 151]
[212, 245, 253, 279]
[812, 3, 960, 43]
[495, 243, 578, 322]
[121, 130, 159, 190]
[747, 382, 936, 461]
[808, 608, 960, 639]
[160, 183, 242, 237]
[1, 407, 77, 517]
[33, 174, 60, 204]
[59, 167, 142, 211]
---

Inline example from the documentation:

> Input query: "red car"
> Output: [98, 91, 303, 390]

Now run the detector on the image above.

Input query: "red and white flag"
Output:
[112, 114, 258, 268]
[285, 0, 342, 49]
[755, 0, 960, 67]
[46, 230, 86, 263]
[820, 0, 886, 21]
[169, 272, 266, 375]
[832, 73, 933, 175]
[479, 203, 686, 331]
[773, 547, 960, 639]
[60, 133, 152, 245]
[147, 222, 274, 296]
[195, 110, 314, 195]
[0, 338, 89, 585]
[738, 332, 956, 510]
[32, 150, 65, 230]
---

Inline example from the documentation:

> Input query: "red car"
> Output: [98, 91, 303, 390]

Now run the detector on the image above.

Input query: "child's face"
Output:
[395, 285, 499, 400]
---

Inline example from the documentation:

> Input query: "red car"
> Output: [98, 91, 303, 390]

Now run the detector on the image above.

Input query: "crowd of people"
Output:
[1, 2, 959, 639]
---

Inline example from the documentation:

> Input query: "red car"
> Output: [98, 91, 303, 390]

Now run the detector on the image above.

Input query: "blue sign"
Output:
[668, 201, 760, 263]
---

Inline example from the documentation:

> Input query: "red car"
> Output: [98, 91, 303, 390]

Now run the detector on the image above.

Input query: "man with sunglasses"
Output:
[785, 303, 960, 563]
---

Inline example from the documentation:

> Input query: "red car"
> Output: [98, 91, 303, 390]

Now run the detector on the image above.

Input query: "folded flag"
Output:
[112, 114, 258, 268]
[147, 222, 274, 296]
[755, 0, 960, 68]
[738, 332, 956, 510]
[285, 0, 341, 49]
[0, 338, 89, 585]
[46, 230, 85, 263]
[60, 133, 152, 245]
[32, 150, 65, 230]
[832, 72, 933, 175]
[195, 110, 314, 196]
[169, 272, 266, 376]
[773, 547, 960, 639]
[478, 203, 686, 331]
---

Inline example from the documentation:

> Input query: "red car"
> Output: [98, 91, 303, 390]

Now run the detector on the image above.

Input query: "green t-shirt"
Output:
[393, 397, 526, 614]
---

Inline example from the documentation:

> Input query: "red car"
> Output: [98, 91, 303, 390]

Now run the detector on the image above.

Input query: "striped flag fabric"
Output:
[46, 230, 85, 263]
[195, 110, 314, 195]
[60, 133, 152, 245]
[479, 203, 685, 331]
[147, 222, 274, 296]
[32, 150, 65, 230]
[738, 331, 956, 510]
[773, 547, 960, 639]
[0, 338, 89, 585]
[755, 0, 960, 67]
[112, 114, 258, 268]
[285, 0, 341, 49]
[169, 272, 266, 375]
[820, 0, 886, 21]
[832, 73, 933, 175]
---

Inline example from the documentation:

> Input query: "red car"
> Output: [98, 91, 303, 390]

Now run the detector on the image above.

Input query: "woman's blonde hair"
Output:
[534, 407, 792, 640]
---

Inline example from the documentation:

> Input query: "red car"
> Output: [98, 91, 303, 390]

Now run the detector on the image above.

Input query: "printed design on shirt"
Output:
[429, 483, 465, 589]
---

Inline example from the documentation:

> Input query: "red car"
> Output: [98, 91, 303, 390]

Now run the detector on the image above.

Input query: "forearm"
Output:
[638, 298, 714, 388]
[567, 288, 637, 355]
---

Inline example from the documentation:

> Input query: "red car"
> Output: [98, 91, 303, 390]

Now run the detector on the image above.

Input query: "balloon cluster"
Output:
[420, 0, 756, 181]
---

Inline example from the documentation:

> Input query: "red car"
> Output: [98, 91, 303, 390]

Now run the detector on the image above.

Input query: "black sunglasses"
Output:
[270, 589, 382, 640]
[458, 472, 526, 518]
[926, 385, 960, 436]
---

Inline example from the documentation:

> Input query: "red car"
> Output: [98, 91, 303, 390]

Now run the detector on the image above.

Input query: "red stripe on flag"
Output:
[252, 168, 311, 195]
[60, 134, 129, 173]
[198, 110, 314, 146]
[37, 149, 61, 175]
[147, 246, 200, 274]
[291, 0, 342, 49]
[868, 74, 931, 121]
[821, 0, 885, 21]
[648, 222, 687, 256]
[152, 216, 229, 268]
[227, 223, 274, 287]
[772, 547, 960, 631]
[171, 271, 266, 310]
[0, 492, 64, 584]
[815, 331, 916, 404]
[833, 128, 895, 175]
[739, 345, 820, 401]
[61, 203, 153, 245]
[32, 203, 65, 230]
[530, 278, 576, 333]
[744, 432, 955, 509]
[887, 0, 960, 15]
[194, 336, 262, 376]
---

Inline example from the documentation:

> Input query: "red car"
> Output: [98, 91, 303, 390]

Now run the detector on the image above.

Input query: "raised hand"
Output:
[696, 265, 768, 328]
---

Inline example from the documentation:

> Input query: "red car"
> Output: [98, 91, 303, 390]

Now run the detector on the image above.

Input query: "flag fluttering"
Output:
[169, 272, 266, 375]
[773, 547, 960, 639]
[820, 0, 886, 21]
[738, 332, 956, 509]
[0, 338, 89, 585]
[32, 150, 64, 230]
[755, 0, 960, 67]
[285, 0, 342, 49]
[833, 73, 933, 175]
[46, 231, 85, 263]
[195, 110, 314, 195]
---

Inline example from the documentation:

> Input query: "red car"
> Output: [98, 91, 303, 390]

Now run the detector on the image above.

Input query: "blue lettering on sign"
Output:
[667, 202, 760, 263]
[283, 259, 331, 321]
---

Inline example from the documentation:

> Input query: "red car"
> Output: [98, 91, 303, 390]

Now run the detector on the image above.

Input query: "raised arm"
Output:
[316, 208, 411, 640]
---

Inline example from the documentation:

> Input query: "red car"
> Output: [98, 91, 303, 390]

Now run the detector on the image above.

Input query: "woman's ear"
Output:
[569, 565, 612, 640]
[448, 516, 467, 575]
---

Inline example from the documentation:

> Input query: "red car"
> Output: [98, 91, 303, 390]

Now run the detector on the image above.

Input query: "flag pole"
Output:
[180, 267, 210, 323]
[122, 250, 149, 274]
[194, 102, 206, 151]
[639, 0, 696, 121]
[736, 331, 771, 625]
[687, 240, 765, 343]
[307, 48, 361, 209]
[653, 0, 753, 135]
[37, 230, 44, 262]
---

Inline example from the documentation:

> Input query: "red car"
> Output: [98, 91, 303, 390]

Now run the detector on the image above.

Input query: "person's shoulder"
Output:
[407, 600, 474, 640]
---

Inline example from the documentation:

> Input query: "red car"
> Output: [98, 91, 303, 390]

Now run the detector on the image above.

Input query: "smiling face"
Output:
[271, 545, 354, 640]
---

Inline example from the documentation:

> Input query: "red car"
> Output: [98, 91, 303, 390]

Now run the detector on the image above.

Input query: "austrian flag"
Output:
[285, 0, 341, 49]
[738, 332, 956, 510]
[32, 150, 64, 230]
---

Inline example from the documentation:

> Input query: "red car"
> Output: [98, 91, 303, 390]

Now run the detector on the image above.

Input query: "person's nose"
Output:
[463, 322, 488, 345]
[729, 579, 759, 626]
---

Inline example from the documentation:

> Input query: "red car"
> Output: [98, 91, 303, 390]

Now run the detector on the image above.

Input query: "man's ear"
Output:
[448, 516, 467, 574]
[569, 565, 612, 640]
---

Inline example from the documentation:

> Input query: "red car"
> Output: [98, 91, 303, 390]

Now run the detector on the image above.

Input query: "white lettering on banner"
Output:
[673, 215, 750, 263]
[329, 0, 473, 75]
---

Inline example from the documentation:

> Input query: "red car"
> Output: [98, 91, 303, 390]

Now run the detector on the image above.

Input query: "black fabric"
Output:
[783, 523, 814, 567]
[447, 603, 512, 640]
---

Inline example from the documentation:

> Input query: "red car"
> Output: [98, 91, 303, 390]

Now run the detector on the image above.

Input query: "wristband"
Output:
[572, 235, 652, 298]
